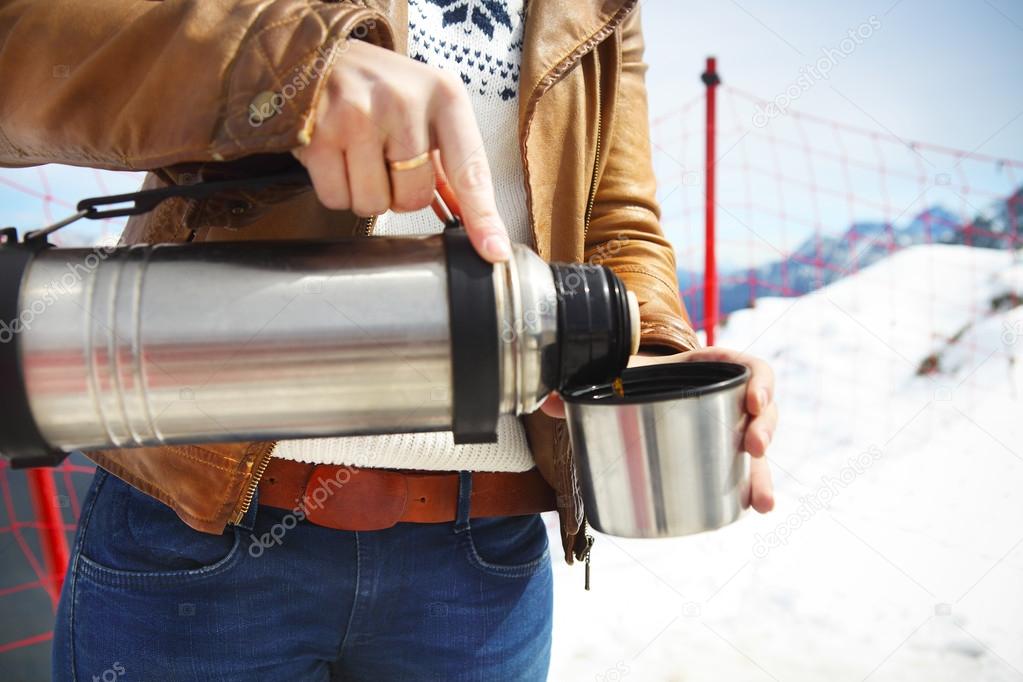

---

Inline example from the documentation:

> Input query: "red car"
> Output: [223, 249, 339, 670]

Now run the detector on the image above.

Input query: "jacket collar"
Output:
[518, 0, 632, 126]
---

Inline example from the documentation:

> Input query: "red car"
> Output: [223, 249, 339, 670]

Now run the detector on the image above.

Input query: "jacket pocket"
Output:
[460, 514, 550, 579]
[76, 471, 242, 589]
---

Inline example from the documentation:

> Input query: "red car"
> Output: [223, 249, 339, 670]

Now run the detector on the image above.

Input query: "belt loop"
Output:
[234, 488, 260, 532]
[454, 471, 473, 532]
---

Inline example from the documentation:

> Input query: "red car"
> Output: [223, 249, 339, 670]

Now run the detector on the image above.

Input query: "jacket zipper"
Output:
[362, 215, 377, 236]
[582, 74, 602, 241]
[579, 99, 600, 589]
[230, 440, 277, 525]
[581, 518, 595, 590]
[519, 0, 635, 253]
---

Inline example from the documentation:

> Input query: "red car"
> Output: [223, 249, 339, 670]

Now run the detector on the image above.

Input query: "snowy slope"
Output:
[548, 244, 1023, 682]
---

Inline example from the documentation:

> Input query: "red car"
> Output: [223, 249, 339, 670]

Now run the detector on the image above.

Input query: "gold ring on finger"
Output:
[388, 151, 431, 172]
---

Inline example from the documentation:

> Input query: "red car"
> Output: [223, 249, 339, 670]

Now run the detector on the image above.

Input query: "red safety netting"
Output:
[0, 457, 95, 658]
[647, 79, 1020, 478]
[1, 70, 1021, 672]
[651, 85, 1021, 331]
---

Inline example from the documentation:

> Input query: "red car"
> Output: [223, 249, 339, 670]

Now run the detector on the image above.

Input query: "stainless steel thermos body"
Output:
[0, 230, 638, 465]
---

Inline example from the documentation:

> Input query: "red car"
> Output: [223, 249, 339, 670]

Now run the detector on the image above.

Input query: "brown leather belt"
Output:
[257, 458, 557, 531]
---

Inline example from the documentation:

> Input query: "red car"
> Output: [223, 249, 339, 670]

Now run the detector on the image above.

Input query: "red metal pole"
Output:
[26, 468, 70, 606]
[701, 57, 720, 346]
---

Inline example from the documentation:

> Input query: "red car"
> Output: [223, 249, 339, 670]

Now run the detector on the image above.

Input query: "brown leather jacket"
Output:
[0, 0, 698, 563]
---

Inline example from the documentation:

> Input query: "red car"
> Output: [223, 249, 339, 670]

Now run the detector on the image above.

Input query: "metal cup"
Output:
[563, 361, 751, 538]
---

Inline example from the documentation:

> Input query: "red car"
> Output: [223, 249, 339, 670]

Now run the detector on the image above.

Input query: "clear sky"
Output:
[642, 0, 1023, 161]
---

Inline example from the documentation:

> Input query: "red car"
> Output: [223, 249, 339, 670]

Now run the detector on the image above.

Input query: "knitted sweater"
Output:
[273, 0, 534, 472]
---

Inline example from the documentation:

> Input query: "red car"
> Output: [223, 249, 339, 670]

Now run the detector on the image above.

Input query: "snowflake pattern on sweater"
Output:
[409, 0, 525, 101]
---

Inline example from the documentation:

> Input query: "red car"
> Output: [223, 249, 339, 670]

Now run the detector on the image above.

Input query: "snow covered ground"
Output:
[548, 244, 1023, 682]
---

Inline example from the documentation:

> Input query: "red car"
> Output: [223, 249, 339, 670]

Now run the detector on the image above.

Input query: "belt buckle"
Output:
[302, 465, 408, 531]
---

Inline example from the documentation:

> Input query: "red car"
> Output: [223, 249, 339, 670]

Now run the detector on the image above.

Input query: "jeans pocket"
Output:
[461, 513, 550, 579]
[76, 471, 242, 589]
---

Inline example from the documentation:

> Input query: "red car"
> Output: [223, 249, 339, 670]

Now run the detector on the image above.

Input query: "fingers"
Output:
[295, 41, 509, 256]
[678, 347, 775, 417]
[626, 353, 669, 369]
[431, 75, 511, 262]
[744, 401, 778, 457]
[750, 455, 775, 513]
[294, 144, 350, 210]
[385, 110, 435, 213]
[744, 355, 775, 417]
[346, 138, 391, 217]
[387, 151, 435, 213]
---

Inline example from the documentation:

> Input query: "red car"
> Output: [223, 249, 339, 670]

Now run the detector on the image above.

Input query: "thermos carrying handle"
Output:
[13, 165, 466, 245]
[9, 168, 314, 245]
[430, 175, 464, 231]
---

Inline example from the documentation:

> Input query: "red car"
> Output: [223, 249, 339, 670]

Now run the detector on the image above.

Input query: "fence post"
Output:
[701, 56, 720, 346]
[27, 468, 69, 606]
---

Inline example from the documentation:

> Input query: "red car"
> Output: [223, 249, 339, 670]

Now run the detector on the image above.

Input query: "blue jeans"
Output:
[53, 469, 553, 681]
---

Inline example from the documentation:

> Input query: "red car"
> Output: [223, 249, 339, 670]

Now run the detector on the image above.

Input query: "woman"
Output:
[0, 0, 778, 679]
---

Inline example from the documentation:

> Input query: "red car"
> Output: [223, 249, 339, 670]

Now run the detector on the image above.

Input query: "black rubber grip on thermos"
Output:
[442, 228, 500, 444]
[0, 235, 69, 468]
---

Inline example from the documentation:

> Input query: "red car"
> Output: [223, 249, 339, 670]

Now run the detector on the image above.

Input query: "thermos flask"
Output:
[0, 226, 639, 467]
